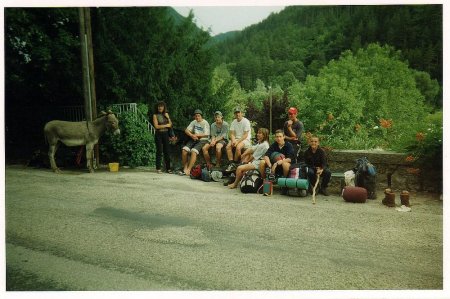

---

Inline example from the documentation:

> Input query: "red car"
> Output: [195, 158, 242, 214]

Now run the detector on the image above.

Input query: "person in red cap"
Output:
[283, 107, 304, 162]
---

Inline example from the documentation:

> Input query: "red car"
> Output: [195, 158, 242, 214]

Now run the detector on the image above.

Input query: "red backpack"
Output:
[190, 164, 202, 179]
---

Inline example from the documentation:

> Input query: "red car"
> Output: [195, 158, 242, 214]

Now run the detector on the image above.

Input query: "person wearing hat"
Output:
[202, 111, 229, 168]
[225, 107, 252, 172]
[180, 109, 210, 176]
[283, 107, 304, 163]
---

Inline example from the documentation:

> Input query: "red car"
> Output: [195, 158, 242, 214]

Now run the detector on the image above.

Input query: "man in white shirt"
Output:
[181, 109, 210, 176]
[225, 107, 252, 171]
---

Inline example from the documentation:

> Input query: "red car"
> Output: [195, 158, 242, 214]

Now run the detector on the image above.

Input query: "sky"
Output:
[173, 6, 285, 36]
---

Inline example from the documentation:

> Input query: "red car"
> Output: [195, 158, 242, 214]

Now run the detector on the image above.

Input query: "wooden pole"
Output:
[78, 8, 90, 123]
[269, 85, 272, 134]
[84, 7, 99, 168]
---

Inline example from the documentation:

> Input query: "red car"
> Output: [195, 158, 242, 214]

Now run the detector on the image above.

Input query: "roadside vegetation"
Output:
[5, 6, 442, 182]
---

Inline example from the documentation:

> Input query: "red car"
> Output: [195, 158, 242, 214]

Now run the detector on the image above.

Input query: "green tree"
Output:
[291, 43, 429, 149]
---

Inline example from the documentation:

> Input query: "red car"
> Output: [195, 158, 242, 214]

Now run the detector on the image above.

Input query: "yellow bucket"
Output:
[109, 162, 119, 172]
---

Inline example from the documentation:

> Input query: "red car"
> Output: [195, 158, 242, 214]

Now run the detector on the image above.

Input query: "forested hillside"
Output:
[4, 5, 442, 174]
[214, 5, 442, 106]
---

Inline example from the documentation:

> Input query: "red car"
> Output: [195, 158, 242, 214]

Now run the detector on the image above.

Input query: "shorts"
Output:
[251, 158, 263, 168]
[183, 140, 208, 155]
[211, 139, 228, 147]
[227, 139, 251, 149]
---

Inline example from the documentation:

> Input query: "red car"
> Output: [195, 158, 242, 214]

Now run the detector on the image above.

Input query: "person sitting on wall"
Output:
[225, 107, 252, 172]
[180, 109, 210, 176]
[259, 130, 294, 179]
[227, 127, 270, 189]
[304, 136, 331, 196]
[202, 111, 229, 169]
[283, 107, 304, 162]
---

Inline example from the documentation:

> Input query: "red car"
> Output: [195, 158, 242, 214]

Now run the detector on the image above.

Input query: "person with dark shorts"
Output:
[202, 111, 229, 168]
[180, 109, 210, 176]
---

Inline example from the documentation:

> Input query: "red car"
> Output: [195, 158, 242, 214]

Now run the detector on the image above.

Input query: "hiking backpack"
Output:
[284, 162, 308, 197]
[353, 157, 377, 199]
[190, 164, 202, 179]
[240, 169, 263, 193]
[201, 166, 212, 182]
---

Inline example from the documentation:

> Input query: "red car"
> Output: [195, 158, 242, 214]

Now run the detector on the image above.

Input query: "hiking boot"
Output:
[400, 190, 410, 207]
[320, 188, 329, 196]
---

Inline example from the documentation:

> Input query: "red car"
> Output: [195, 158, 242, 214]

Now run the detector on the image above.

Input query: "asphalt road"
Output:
[4, 165, 443, 291]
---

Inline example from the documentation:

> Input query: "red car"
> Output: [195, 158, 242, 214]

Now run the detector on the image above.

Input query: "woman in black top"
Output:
[152, 101, 173, 173]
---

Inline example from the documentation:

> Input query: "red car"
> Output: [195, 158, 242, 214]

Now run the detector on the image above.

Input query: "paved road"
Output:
[4, 165, 443, 291]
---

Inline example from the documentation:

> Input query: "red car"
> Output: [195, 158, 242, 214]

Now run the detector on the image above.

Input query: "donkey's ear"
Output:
[99, 111, 107, 116]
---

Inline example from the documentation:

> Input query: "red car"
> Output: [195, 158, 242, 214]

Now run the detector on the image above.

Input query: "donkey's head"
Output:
[100, 110, 120, 135]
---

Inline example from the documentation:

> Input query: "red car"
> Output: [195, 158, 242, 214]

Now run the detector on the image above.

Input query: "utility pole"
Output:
[79, 7, 99, 168]
[269, 85, 272, 134]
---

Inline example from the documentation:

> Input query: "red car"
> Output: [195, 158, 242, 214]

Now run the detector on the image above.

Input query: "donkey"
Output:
[44, 110, 120, 173]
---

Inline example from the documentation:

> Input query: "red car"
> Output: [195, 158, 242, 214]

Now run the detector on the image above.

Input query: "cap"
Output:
[194, 109, 202, 116]
[214, 111, 223, 117]
[288, 107, 298, 115]
[234, 107, 242, 113]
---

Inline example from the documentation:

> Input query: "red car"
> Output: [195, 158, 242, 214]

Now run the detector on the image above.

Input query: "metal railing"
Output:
[111, 103, 155, 134]
[57, 103, 155, 134]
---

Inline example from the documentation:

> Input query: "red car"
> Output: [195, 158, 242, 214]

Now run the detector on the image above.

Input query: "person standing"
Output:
[283, 107, 304, 162]
[202, 111, 229, 168]
[225, 107, 252, 171]
[180, 109, 210, 176]
[152, 101, 173, 174]
[304, 136, 331, 196]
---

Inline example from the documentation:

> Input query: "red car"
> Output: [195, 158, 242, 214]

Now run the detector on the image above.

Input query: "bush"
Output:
[100, 110, 155, 167]
[401, 111, 442, 171]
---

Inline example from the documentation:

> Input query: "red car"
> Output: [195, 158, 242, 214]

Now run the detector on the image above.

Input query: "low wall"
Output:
[326, 150, 438, 192]
[167, 145, 441, 193]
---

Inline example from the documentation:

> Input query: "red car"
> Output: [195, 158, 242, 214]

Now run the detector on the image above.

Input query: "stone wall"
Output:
[167, 145, 441, 193]
[327, 150, 414, 192]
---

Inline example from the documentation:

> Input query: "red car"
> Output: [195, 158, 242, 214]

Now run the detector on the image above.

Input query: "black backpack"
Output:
[353, 157, 377, 199]
[240, 169, 263, 193]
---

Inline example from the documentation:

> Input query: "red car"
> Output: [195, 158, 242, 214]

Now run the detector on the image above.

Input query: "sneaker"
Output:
[320, 188, 329, 196]
[225, 162, 236, 172]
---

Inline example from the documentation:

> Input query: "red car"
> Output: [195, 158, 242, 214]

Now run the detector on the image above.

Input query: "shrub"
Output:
[100, 110, 155, 167]
[402, 111, 442, 171]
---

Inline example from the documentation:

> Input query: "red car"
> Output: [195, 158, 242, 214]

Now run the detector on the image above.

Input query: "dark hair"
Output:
[154, 101, 167, 114]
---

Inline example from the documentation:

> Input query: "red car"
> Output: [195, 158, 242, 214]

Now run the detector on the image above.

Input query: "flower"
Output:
[405, 155, 415, 162]
[355, 124, 361, 132]
[379, 118, 392, 129]
[416, 132, 425, 142]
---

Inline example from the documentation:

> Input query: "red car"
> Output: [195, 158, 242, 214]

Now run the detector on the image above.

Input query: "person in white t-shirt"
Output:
[180, 109, 210, 176]
[225, 107, 252, 172]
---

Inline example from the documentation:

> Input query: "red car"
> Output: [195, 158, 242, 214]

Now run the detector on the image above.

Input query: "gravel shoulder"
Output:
[4, 165, 444, 291]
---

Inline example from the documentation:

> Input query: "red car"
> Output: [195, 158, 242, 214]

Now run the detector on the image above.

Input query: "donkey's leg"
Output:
[86, 143, 94, 173]
[48, 142, 61, 173]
